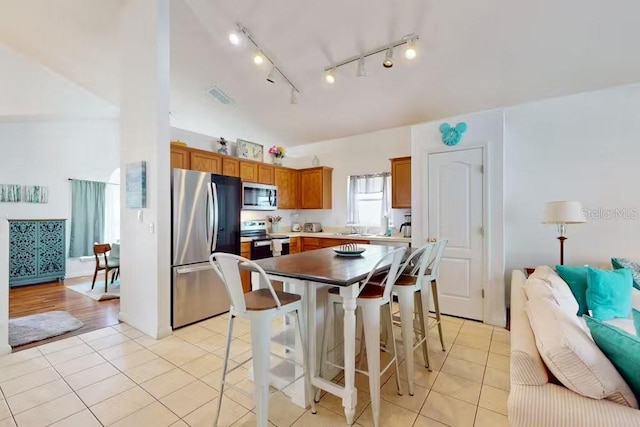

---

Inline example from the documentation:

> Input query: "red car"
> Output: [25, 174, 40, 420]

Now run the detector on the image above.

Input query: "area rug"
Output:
[66, 279, 120, 301]
[9, 311, 84, 347]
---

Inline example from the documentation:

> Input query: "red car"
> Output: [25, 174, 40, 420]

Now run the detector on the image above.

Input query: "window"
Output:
[346, 173, 392, 227]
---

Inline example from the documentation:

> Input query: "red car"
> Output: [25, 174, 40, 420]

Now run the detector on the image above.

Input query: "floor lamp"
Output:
[543, 201, 587, 265]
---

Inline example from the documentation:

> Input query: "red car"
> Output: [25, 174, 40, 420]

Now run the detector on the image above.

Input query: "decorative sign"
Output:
[126, 161, 147, 208]
[237, 139, 264, 162]
[439, 122, 468, 146]
[24, 186, 49, 203]
[0, 184, 21, 202]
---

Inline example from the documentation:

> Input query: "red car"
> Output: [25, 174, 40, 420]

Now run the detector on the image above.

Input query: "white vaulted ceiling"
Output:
[1, 0, 640, 144]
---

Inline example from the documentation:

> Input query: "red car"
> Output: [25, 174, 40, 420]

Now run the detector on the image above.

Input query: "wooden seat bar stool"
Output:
[316, 246, 407, 427]
[209, 253, 316, 427]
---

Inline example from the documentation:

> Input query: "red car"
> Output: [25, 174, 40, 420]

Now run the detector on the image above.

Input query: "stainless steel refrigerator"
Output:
[171, 169, 241, 328]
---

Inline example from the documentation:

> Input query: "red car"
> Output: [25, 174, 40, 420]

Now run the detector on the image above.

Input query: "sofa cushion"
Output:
[612, 258, 640, 290]
[526, 296, 638, 408]
[528, 266, 579, 317]
[586, 267, 633, 320]
[556, 265, 590, 316]
[585, 316, 640, 403]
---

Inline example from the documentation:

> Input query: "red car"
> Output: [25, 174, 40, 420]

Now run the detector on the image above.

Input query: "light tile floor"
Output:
[0, 312, 510, 426]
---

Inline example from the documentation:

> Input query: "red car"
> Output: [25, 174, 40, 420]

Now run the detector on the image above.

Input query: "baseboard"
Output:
[118, 311, 173, 340]
[0, 344, 12, 356]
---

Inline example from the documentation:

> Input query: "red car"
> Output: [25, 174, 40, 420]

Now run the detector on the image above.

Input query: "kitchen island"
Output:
[242, 244, 403, 425]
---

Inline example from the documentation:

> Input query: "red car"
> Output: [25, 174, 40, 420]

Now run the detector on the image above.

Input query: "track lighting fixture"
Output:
[266, 65, 277, 83]
[356, 57, 366, 77]
[325, 68, 336, 84]
[229, 23, 300, 103]
[323, 34, 419, 81]
[404, 38, 417, 60]
[382, 48, 394, 68]
[228, 31, 241, 46]
[253, 51, 265, 65]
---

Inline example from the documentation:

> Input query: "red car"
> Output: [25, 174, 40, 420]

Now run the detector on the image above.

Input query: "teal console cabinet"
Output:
[9, 219, 66, 287]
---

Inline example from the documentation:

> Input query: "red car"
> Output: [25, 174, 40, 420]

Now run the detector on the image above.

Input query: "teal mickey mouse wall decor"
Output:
[439, 122, 467, 146]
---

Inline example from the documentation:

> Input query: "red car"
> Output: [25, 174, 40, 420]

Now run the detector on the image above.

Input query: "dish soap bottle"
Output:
[382, 215, 391, 236]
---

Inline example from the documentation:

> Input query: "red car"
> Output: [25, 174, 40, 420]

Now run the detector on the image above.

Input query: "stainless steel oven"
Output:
[242, 183, 277, 211]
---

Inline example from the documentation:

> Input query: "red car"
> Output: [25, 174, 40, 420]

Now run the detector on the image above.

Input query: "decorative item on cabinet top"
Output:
[237, 139, 264, 162]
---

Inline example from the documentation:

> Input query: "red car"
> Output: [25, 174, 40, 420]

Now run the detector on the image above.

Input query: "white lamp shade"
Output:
[543, 201, 587, 224]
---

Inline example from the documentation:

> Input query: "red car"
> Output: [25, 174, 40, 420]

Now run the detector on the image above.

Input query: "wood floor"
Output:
[9, 274, 120, 351]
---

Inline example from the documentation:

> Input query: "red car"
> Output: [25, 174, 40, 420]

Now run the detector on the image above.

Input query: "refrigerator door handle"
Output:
[211, 182, 219, 252]
[176, 264, 212, 274]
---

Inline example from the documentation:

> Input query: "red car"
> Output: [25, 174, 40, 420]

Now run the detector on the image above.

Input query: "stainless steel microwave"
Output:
[242, 183, 277, 211]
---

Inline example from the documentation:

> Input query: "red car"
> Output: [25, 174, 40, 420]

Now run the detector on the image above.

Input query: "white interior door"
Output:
[428, 148, 484, 321]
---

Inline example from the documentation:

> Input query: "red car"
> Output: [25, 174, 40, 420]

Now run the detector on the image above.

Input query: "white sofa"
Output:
[508, 268, 640, 427]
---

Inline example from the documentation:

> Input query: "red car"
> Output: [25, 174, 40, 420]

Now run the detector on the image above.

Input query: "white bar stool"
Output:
[316, 246, 407, 427]
[209, 253, 316, 427]
[379, 240, 448, 396]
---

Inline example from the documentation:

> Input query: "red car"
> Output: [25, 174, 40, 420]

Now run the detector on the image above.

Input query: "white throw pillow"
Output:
[528, 266, 580, 316]
[526, 296, 638, 408]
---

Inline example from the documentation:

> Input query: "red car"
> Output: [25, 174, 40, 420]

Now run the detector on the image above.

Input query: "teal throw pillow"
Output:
[584, 315, 640, 402]
[586, 267, 632, 320]
[634, 309, 640, 337]
[556, 265, 589, 316]
[612, 258, 640, 290]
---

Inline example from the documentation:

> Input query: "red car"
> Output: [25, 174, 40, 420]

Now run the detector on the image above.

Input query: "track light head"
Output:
[266, 65, 277, 83]
[229, 31, 241, 45]
[290, 88, 299, 104]
[325, 69, 335, 84]
[253, 51, 265, 65]
[356, 57, 366, 77]
[404, 39, 417, 60]
[383, 48, 394, 68]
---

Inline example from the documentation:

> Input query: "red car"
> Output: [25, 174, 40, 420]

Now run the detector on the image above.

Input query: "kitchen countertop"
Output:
[241, 232, 411, 244]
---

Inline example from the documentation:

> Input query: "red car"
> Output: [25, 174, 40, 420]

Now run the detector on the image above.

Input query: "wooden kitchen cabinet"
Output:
[170, 145, 191, 169]
[223, 157, 240, 177]
[240, 161, 258, 182]
[301, 237, 321, 252]
[190, 150, 222, 174]
[391, 156, 411, 208]
[274, 167, 299, 210]
[299, 167, 333, 209]
[257, 164, 275, 185]
[289, 237, 300, 254]
[240, 241, 252, 293]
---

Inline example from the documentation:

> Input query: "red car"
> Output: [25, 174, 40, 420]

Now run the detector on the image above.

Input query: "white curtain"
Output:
[346, 175, 360, 224]
[346, 173, 391, 226]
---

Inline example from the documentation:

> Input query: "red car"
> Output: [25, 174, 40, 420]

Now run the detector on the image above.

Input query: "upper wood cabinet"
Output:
[190, 150, 222, 174]
[257, 164, 275, 185]
[239, 161, 258, 182]
[170, 145, 191, 169]
[222, 157, 240, 177]
[299, 167, 332, 209]
[274, 167, 298, 210]
[391, 156, 411, 208]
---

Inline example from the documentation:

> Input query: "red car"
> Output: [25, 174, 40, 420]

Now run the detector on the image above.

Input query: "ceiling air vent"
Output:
[207, 86, 234, 105]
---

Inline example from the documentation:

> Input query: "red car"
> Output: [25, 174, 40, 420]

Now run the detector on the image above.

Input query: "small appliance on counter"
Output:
[290, 213, 301, 232]
[400, 212, 412, 238]
[303, 222, 323, 233]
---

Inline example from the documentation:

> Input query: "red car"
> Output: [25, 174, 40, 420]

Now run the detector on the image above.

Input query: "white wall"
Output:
[411, 110, 506, 326]
[288, 126, 413, 231]
[0, 119, 120, 277]
[504, 84, 640, 273]
[0, 219, 10, 355]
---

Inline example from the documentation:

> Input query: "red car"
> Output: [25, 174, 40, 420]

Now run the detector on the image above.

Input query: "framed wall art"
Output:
[24, 185, 49, 203]
[126, 161, 147, 208]
[236, 139, 264, 162]
[0, 184, 22, 202]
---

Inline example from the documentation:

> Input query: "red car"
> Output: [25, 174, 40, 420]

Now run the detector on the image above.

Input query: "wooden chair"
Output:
[92, 243, 120, 292]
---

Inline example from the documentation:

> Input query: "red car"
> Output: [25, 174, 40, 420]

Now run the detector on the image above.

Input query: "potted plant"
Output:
[268, 145, 286, 165]
[217, 137, 228, 155]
